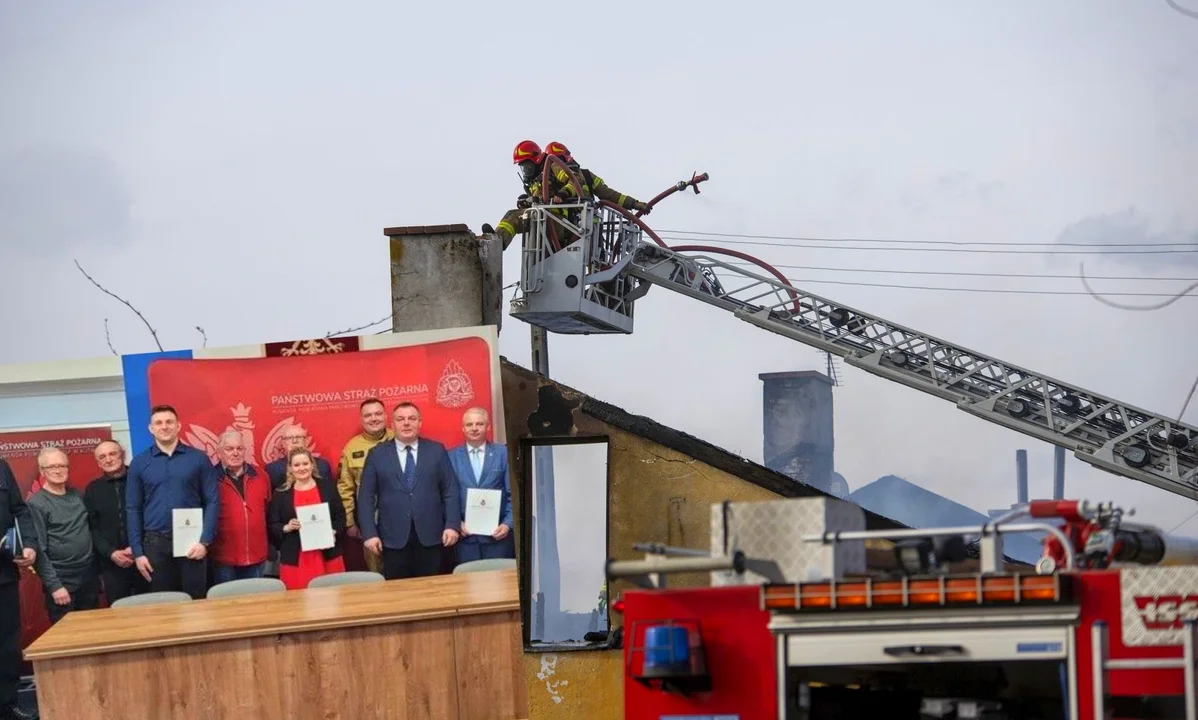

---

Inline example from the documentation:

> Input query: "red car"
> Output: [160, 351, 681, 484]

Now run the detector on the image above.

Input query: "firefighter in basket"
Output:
[482, 140, 649, 249]
[542, 141, 650, 216]
[482, 140, 568, 249]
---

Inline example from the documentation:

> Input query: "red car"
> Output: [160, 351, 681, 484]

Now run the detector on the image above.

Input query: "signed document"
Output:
[296, 502, 335, 551]
[465, 488, 501, 536]
[172, 508, 203, 557]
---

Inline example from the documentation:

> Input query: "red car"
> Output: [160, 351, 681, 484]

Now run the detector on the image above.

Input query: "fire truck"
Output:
[503, 161, 1198, 717]
[604, 496, 1198, 719]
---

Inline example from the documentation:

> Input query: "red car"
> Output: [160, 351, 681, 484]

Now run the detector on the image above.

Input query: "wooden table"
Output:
[24, 569, 528, 720]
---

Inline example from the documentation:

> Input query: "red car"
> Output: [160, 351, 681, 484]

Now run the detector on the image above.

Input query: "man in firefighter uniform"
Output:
[543, 141, 651, 215]
[337, 397, 394, 574]
[484, 140, 562, 248]
[482, 140, 649, 248]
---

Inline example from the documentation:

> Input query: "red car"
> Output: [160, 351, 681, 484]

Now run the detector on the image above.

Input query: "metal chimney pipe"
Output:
[1053, 446, 1066, 499]
[1015, 449, 1029, 504]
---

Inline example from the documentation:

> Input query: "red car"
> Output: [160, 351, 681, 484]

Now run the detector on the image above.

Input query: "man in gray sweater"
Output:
[29, 447, 99, 624]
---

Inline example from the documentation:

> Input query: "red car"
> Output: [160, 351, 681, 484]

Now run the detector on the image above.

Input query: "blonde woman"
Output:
[267, 447, 347, 590]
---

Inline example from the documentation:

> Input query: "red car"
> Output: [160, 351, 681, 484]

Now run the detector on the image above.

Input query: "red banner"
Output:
[0, 425, 114, 665]
[145, 337, 495, 472]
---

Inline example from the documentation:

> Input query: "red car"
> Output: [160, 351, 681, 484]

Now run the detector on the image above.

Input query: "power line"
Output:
[659, 228, 1198, 249]
[660, 234, 1198, 256]
[753, 275, 1198, 298]
[721, 261, 1198, 283]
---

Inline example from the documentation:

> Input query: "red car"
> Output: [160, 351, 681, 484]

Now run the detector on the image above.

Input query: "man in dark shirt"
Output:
[126, 405, 220, 600]
[0, 458, 38, 720]
[265, 425, 334, 485]
[83, 440, 148, 603]
[29, 447, 100, 625]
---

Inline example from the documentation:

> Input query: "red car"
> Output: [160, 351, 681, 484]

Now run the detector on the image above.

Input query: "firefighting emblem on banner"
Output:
[435, 359, 475, 409]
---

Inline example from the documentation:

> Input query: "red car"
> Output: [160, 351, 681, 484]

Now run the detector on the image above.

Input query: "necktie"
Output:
[471, 448, 483, 483]
[403, 446, 415, 489]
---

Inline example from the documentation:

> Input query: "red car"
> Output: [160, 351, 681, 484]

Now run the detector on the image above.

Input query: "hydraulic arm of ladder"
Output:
[623, 243, 1198, 501]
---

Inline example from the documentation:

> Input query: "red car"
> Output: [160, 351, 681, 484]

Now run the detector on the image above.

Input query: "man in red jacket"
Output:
[209, 430, 271, 584]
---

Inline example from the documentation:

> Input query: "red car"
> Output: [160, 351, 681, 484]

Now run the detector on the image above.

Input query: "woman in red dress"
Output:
[267, 447, 347, 590]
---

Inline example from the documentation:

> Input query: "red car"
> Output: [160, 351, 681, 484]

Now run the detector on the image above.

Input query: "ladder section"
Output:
[624, 243, 1198, 501]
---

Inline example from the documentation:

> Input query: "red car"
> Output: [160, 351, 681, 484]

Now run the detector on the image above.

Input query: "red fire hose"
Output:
[599, 172, 803, 315]
[537, 155, 586, 253]
[529, 162, 803, 316]
[637, 171, 710, 217]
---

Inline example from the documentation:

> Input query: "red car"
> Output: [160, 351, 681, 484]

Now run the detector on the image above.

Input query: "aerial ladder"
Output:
[505, 159, 1198, 502]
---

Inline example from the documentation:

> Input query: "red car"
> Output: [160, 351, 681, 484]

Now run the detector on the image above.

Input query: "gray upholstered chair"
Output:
[206, 577, 286, 599]
[307, 571, 385, 589]
[110, 591, 193, 608]
[452, 558, 517, 574]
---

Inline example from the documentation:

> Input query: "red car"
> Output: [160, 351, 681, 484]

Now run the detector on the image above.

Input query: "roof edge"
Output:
[500, 356, 907, 532]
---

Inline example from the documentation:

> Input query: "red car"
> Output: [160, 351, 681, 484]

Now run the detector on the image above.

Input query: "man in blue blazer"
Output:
[449, 407, 514, 563]
[357, 401, 461, 580]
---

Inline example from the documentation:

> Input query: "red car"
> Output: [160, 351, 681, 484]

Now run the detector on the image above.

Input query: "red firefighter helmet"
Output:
[545, 141, 573, 162]
[512, 140, 543, 165]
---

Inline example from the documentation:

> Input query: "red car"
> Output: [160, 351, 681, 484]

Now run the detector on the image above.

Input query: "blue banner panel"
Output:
[121, 350, 193, 454]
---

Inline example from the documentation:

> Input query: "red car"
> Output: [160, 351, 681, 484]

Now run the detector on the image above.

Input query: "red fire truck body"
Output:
[608, 498, 1198, 720]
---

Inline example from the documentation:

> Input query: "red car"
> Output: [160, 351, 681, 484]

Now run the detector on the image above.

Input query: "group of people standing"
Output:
[0, 396, 514, 720]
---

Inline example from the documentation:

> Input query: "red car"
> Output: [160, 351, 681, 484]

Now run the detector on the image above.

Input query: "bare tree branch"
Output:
[74, 259, 164, 351]
[1079, 263, 1198, 311]
[325, 313, 393, 339]
[103, 319, 117, 356]
[324, 298, 417, 338]
[196, 326, 208, 348]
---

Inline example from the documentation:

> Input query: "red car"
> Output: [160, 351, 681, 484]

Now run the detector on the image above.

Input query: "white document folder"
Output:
[172, 508, 203, 557]
[296, 502, 335, 551]
[465, 488, 501, 536]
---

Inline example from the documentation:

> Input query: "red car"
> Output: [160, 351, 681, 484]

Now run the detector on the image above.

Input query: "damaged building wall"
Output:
[500, 359, 904, 720]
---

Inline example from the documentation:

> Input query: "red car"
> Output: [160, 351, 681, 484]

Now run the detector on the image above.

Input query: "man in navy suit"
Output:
[357, 402, 461, 580]
[449, 407, 514, 563]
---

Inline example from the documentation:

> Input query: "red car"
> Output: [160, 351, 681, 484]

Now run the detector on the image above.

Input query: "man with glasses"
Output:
[27, 447, 99, 624]
[265, 426, 334, 485]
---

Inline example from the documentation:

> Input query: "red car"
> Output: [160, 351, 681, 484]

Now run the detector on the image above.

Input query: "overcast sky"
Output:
[3, 1, 1198, 546]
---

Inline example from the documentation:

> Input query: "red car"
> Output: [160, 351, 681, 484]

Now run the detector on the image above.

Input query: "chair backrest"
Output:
[110, 591, 193, 609]
[453, 558, 517, 574]
[307, 571, 385, 589]
[206, 577, 286, 599]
